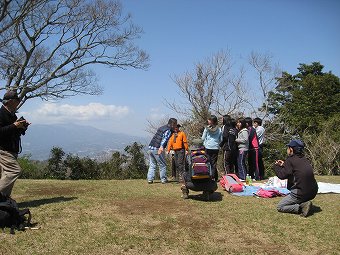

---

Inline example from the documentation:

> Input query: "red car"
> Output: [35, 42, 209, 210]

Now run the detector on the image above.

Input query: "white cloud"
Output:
[22, 102, 130, 124]
[148, 107, 167, 121]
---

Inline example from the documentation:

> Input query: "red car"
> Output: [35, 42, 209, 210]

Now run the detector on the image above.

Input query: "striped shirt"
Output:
[149, 129, 172, 150]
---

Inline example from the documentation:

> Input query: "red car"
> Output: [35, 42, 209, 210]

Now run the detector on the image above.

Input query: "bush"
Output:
[18, 155, 47, 179]
[303, 115, 340, 175]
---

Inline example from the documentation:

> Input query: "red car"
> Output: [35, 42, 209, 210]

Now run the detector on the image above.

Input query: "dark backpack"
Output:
[0, 197, 31, 234]
[190, 149, 212, 180]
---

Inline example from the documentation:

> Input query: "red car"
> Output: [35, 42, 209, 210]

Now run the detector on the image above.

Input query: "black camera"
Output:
[18, 116, 29, 135]
[18, 116, 29, 128]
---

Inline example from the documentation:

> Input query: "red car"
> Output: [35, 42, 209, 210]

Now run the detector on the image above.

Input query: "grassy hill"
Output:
[2, 176, 340, 255]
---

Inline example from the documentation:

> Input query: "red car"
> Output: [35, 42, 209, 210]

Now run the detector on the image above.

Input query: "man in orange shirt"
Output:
[167, 124, 189, 182]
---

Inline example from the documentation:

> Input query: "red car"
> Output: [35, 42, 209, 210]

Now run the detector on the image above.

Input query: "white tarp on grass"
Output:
[317, 182, 340, 194]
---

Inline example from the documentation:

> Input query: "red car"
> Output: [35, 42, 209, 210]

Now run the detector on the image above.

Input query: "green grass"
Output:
[1, 176, 340, 255]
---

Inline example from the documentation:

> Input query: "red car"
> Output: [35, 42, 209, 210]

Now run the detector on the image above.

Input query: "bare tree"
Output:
[248, 51, 281, 118]
[145, 116, 170, 136]
[0, 1, 45, 46]
[0, 0, 11, 25]
[0, 0, 16, 34]
[0, 0, 149, 108]
[167, 50, 247, 137]
[215, 65, 248, 116]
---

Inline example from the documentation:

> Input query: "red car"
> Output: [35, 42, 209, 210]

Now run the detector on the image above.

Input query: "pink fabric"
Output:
[255, 188, 286, 198]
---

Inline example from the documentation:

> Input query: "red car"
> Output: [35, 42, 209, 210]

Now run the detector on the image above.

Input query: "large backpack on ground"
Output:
[0, 197, 31, 234]
[220, 174, 244, 193]
[189, 149, 212, 180]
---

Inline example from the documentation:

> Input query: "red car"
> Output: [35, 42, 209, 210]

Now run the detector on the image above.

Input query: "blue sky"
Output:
[20, 0, 340, 137]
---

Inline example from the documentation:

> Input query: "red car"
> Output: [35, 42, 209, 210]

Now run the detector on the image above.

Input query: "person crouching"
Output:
[181, 138, 217, 201]
[274, 139, 318, 217]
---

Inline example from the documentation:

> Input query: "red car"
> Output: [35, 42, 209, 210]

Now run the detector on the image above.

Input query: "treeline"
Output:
[18, 142, 148, 180]
[261, 62, 339, 176]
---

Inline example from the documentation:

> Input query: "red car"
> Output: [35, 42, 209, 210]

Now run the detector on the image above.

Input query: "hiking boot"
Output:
[300, 201, 312, 217]
[181, 185, 189, 199]
[202, 191, 210, 201]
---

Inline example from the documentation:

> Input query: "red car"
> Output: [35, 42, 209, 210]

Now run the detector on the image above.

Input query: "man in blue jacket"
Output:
[147, 118, 177, 184]
[274, 139, 318, 217]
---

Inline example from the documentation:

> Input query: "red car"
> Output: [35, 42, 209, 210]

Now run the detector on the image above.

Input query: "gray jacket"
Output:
[235, 128, 249, 151]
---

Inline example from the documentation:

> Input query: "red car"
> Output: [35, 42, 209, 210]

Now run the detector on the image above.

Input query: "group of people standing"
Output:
[221, 115, 266, 181]
[198, 115, 265, 182]
[146, 115, 266, 185]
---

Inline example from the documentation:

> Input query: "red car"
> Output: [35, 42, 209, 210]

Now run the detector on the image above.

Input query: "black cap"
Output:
[286, 139, 304, 148]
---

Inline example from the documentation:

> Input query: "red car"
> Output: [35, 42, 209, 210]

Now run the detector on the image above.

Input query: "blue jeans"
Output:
[147, 149, 167, 182]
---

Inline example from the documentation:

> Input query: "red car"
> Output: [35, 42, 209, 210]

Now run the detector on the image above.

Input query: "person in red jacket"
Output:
[245, 117, 260, 180]
[274, 139, 318, 217]
[167, 124, 189, 182]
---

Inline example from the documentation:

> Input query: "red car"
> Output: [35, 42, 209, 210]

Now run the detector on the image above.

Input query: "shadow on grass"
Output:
[309, 204, 322, 216]
[18, 196, 77, 208]
[189, 192, 223, 202]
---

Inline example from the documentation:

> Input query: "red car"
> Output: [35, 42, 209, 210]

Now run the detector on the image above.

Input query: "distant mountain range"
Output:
[20, 124, 149, 161]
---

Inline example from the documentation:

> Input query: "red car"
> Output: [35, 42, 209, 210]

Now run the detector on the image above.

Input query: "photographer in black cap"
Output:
[274, 139, 318, 217]
[0, 90, 30, 200]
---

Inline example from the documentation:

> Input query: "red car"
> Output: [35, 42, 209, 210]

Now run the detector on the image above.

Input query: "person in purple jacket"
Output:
[274, 139, 318, 217]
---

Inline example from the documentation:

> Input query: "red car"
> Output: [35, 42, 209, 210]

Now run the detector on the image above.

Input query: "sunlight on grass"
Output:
[1, 177, 339, 255]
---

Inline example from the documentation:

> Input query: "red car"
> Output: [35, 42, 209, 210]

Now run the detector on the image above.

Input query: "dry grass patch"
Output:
[0, 177, 339, 255]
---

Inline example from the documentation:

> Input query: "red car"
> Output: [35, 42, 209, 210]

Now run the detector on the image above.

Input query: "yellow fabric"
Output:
[192, 175, 210, 179]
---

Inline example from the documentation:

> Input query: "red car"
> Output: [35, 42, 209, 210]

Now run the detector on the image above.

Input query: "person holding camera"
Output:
[0, 90, 30, 201]
[274, 139, 318, 217]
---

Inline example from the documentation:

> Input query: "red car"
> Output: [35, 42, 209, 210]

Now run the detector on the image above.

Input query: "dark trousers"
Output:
[171, 155, 176, 178]
[183, 172, 217, 192]
[206, 149, 219, 180]
[258, 145, 265, 179]
[248, 148, 259, 180]
[237, 150, 248, 180]
[174, 149, 186, 181]
[222, 150, 237, 174]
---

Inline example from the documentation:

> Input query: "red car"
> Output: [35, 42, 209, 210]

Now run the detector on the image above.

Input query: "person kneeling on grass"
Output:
[274, 139, 318, 217]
